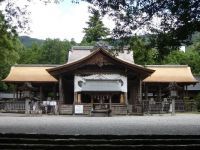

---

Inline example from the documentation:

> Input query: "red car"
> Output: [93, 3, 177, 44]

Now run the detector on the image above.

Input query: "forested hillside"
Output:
[19, 36, 44, 47]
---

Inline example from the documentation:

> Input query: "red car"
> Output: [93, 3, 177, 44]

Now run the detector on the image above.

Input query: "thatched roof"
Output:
[2, 65, 58, 83]
[143, 65, 198, 84]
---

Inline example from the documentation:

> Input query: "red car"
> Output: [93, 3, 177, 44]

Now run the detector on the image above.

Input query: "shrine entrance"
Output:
[81, 92, 121, 104]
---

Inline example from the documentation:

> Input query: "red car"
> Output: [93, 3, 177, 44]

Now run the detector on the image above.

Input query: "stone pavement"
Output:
[0, 113, 200, 135]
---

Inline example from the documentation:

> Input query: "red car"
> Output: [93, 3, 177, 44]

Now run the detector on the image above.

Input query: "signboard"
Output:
[75, 105, 83, 114]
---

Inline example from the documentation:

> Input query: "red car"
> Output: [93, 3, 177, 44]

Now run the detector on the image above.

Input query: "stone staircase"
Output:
[0, 133, 200, 149]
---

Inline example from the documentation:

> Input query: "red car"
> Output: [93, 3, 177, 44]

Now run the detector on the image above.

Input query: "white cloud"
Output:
[1, 0, 115, 43]
[24, 1, 90, 43]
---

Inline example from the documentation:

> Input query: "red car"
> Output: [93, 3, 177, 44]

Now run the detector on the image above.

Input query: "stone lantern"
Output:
[168, 82, 181, 115]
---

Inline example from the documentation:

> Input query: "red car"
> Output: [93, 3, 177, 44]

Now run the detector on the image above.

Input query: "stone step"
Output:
[0, 134, 200, 149]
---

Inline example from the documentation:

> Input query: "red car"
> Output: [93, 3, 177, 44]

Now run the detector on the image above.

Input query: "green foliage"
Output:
[85, 0, 200, 46]
[18, 38, 72, 64]
[0, 12, 21, 91]
[129, 36, 158, 65]
[18, 44, 42, 64]
[39, 39, 71, 64]
[163, 49, 200, 74]
[82, 8, 110, 44]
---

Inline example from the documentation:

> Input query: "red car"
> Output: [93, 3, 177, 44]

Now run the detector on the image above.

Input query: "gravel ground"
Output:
[0, 113, 200, 135]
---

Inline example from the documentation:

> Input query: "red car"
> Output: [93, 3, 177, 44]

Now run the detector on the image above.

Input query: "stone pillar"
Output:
[25, 98, 31, 114]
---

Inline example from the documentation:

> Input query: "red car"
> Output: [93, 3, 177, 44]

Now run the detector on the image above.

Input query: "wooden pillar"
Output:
[77, 93, 81, 104]
[40, 86, 43, 101]
[73, 92, 78, 115]
[19, 91, 22, 100]
[145, 84, 148, 101]
[158, 85, 162, 101]
[138, 79, 143, 114]
[74, 92, 78, 104]
[109, 95, 112, 109]
[91, 96, 94, 104]
[125, 92, 128, 105]
[91, 95, 94, 109]
[16, 89, 19, 100]
[138, 79, 142, 102]
[186, 85, 188, 97]
[59, 77, 64, 104]
[13, 84, 16, 100]
[53, 84, 57, 100]
[120, 93, 125, 104]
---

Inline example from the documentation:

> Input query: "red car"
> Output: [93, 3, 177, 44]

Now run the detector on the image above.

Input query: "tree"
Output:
[82, 8, 110, 44]
[18, 43, 42, 64]
[129, 35, 158, 65]
[163, 49, 200, 75]
[0, 12, 21, 91]
[39, 39, 71, 64]
[84, 1, 200, 44]
[80, 0, 200, 60]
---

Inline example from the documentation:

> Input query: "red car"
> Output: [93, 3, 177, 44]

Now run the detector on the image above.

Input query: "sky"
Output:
[0, 0, 159, 43]
[18, 0, 114, 43]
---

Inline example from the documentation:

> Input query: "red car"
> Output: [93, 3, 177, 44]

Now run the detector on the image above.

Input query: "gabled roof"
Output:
[143, 65, 198, 84]
[68, 46, 134, 63]
[47, 47, 154, 77]
[2, 65, 58, 83]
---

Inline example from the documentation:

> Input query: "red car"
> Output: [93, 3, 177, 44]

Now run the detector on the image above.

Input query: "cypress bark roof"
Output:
[143, 65, 198, 84]
[2, 65, 58, 83]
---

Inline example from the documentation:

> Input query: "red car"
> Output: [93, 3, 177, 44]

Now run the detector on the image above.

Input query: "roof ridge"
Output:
[146, 65, 189, 68]
[14, 64, 60, 67]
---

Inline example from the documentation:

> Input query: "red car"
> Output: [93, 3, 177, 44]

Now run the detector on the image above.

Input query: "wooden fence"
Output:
[0, 100, 25, 113]
[143, 99, 197, 114]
